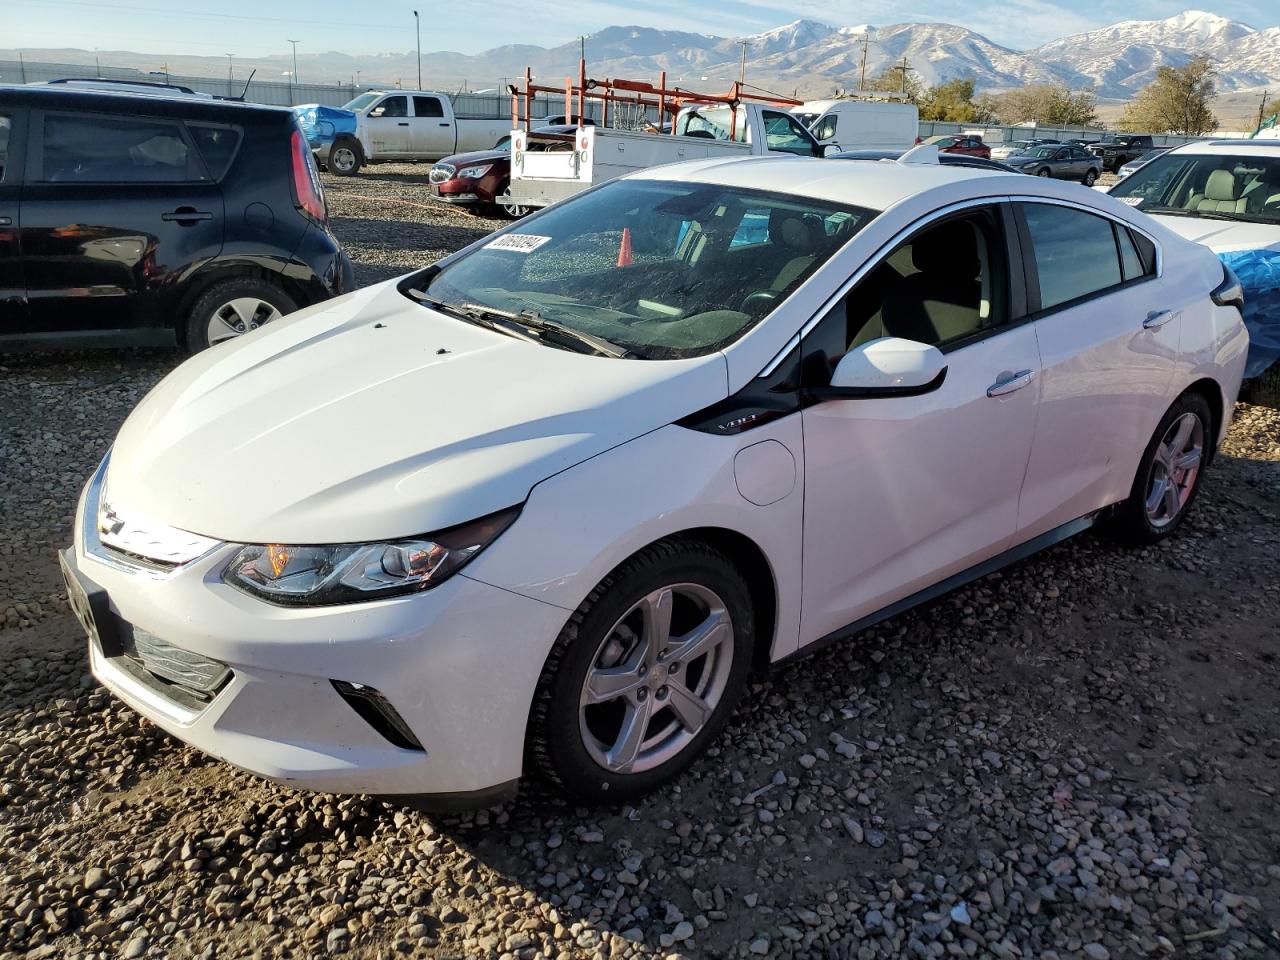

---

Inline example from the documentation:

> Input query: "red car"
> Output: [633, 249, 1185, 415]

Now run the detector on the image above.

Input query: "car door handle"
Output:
[987, 369, 1035, 397]
[438, 122, 450, 127]
[397, 121, 410, 126]
[161, 208, 213, 223]
[1143, 310, 1174, 329]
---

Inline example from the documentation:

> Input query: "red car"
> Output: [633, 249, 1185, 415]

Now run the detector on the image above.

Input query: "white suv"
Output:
[63, 153, 1247, 806]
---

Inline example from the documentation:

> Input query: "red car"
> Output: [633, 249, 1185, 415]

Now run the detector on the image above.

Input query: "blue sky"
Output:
[5, 0, 1279, 54]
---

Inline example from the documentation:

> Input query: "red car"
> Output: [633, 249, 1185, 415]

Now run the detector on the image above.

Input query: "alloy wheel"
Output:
[499, 188, 531, 219]
[1037, 168, 1051, 177]
[207, 297, 282, 345]
[579, 583, 734, 775]
[1144, 412, 1204, 529]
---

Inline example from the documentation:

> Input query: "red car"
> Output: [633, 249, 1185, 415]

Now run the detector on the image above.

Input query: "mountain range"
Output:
[5, 10, 1278, 101]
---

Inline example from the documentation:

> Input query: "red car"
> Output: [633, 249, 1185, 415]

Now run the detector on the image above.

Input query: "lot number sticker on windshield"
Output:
[486, 234, 552, 253]
[1116, 196, 1144, 206]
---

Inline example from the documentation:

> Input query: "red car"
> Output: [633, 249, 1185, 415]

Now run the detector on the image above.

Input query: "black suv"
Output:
[1087, 135, 1155, 172]
[0, 84, 353, 352]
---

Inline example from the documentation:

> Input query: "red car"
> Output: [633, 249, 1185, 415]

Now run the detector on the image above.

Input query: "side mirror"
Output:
[370, 107, 385, 118]
[816, 337, 947, 398]
[822, 143, 842, 158]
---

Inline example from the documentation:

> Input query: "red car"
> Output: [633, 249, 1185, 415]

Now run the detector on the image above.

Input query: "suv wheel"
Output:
[184, 278, 298, 353]
[1108, 392, 1211, 545]
[328, 138, 362, 176]
[527, 539, 753, 802]
[1083, 168, 1098, 186]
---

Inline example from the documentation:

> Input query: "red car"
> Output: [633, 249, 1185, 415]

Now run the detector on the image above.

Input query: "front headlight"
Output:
[456, 163, 493, 179]
[223, 507, 519, 605]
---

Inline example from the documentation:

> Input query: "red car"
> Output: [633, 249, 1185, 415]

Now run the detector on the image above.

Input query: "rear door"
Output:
[1013, 200, 1177, 539]
[0, 107, 26, 333]
[365, 95, 412, 158]
[20, 108, 224, 334]
[411, 95, 454, 158]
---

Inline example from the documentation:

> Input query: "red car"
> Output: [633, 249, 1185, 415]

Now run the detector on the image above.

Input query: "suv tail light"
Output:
[290, 127, 328, 224]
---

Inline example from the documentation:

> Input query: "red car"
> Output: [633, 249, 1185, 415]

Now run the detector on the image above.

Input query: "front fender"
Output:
[462, 419, 806, 662]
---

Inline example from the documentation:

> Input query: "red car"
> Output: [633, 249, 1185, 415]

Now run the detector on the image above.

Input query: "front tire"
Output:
[1109, 392, 1212, 545]
[495, 183, 532, 219]
[183, 277, 297, 353]
[1037, 167, 1051, 177]
[526, 539, 753, 803]
[1083, 168, 1098, 186]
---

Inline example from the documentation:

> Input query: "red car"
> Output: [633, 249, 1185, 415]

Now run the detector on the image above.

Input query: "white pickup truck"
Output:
[301, 91, 510, 176]
[507, 102, 831, 210]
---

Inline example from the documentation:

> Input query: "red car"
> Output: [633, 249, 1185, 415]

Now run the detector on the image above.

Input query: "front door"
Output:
[1014, 201, 1178, 539]
[365, 95, 412, 158]
[799, 205, 1042, 645]
[0, 108, 26, 333]
[20, 109, 224, 334]
[411, 95, 454, 159]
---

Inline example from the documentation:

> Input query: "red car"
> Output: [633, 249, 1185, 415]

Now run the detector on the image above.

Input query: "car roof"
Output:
[1166, 138, 1280, 156]
[0, 82, 292, 118]
[627, 155, 1024, 211]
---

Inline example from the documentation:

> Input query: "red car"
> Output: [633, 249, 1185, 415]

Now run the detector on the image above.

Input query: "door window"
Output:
[1021, 203, 1126, 311]
[413, 96, 444, 118]
[760, 111, 817, 157]
[39, 113, 204, 183]
[186, 123, 242, 180]
[804, 207, 1010, 383]
[371, 96, 408, 118]
[813, 114, 838, 141]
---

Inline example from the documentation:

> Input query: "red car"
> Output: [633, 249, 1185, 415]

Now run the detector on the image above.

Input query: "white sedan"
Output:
[62, 151, 1248, 806]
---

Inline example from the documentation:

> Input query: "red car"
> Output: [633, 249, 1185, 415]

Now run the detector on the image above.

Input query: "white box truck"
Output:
[508, 101, 832, 211]
[791, 99, 919, 152]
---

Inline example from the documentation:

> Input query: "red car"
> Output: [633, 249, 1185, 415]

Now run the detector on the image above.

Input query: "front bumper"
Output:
[429, 182, 482, 205]
[67, 463, 568, 798]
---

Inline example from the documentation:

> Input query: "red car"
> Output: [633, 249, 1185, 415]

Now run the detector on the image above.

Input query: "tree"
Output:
[918, 78, 993, 123]
[993, 83, 1098, 126]
[1119, 56, 1217, 135]
[865, 64, 922, 103]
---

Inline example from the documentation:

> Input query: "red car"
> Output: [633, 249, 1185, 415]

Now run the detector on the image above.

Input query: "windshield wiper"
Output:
[458, 302, 630, 358]
[406, 289, 541, 344]
[1140, 207, 1239, 222]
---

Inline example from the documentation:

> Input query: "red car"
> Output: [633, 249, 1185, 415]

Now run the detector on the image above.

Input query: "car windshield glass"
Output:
[344, 93, 380, 111]
[794, 112, 819, 126]
[414, 179, 877, 360]
[1109, 152, 1280, 224]
[1025, 146, 1058, 158]
[676, 105, 747, 143]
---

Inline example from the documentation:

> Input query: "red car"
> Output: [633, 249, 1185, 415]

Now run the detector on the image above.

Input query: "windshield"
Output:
[676, 105, 747, 143]
[1109, 152, 1280, 224]
[794, 112, 819, 127]
[1024, 146, 1059, 159]
[415, 179, 877, 360]
[344, 93, 381, 112]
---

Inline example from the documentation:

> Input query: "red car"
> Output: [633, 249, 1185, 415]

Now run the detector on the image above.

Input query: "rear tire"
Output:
[1108, 392, 1212, 545]
[183, 277, 298, 353]
[526, 539, 753, 803]
[1083, 168, 1098, 186]
[1037, 168, 1051, 177]
[328, 138, 362, 177]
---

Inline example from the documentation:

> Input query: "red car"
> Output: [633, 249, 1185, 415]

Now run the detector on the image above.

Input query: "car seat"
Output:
[1192, 170, 1248, 214]
[879, 220, 983, 345]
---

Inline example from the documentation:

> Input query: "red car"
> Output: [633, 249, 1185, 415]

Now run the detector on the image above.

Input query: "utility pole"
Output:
[413, 11, 421, 90]
[287, 39, 299, 88]
[226, 54, 234, 98]
[738, 40, 750, 85]
[895, 56, 914, 96]
[1258, 90, 1271, 130]
[858, 32, 870, 91]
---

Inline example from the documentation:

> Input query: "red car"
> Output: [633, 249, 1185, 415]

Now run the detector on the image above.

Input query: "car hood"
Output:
[1142, 214, 1280, 252]
[105, 281, 728, 544]
[437, 148, 508, 169]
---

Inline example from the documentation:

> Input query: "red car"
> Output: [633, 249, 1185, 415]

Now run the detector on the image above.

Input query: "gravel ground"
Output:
[1, 164, 1279, 960]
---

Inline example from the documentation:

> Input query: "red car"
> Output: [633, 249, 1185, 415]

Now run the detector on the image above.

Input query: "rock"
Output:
[122, 936, 149, 959]
[671, 921, 693, 942]
[950, 902, 972, 926]
[1083, 945, 1110, 960]
[84, 867, 110, 891]
[749, 937, 770, 954]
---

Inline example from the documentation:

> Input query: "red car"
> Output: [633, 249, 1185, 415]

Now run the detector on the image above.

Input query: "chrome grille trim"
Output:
[82, 454, 222, 576]
[126, 627, 232, 695]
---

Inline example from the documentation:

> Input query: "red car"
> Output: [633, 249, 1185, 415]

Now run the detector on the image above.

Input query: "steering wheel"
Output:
[741, 290, 780, 312]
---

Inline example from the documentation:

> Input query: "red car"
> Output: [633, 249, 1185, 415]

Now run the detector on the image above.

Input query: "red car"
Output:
[428, 124, 578, 219]
[919, 134, 991, 159]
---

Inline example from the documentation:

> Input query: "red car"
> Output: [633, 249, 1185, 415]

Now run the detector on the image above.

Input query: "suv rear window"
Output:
[187, 123, 242, 180]
[39, 113, 206, 183]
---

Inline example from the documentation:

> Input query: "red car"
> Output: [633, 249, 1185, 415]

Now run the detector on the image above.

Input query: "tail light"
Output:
[290, 127, 328, 224]
[1211, 264, 1244, 311]
[914, 136, 922, 145]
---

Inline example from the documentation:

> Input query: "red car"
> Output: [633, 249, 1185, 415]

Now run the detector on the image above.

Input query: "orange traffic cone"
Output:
[616, 226, 633, 268]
